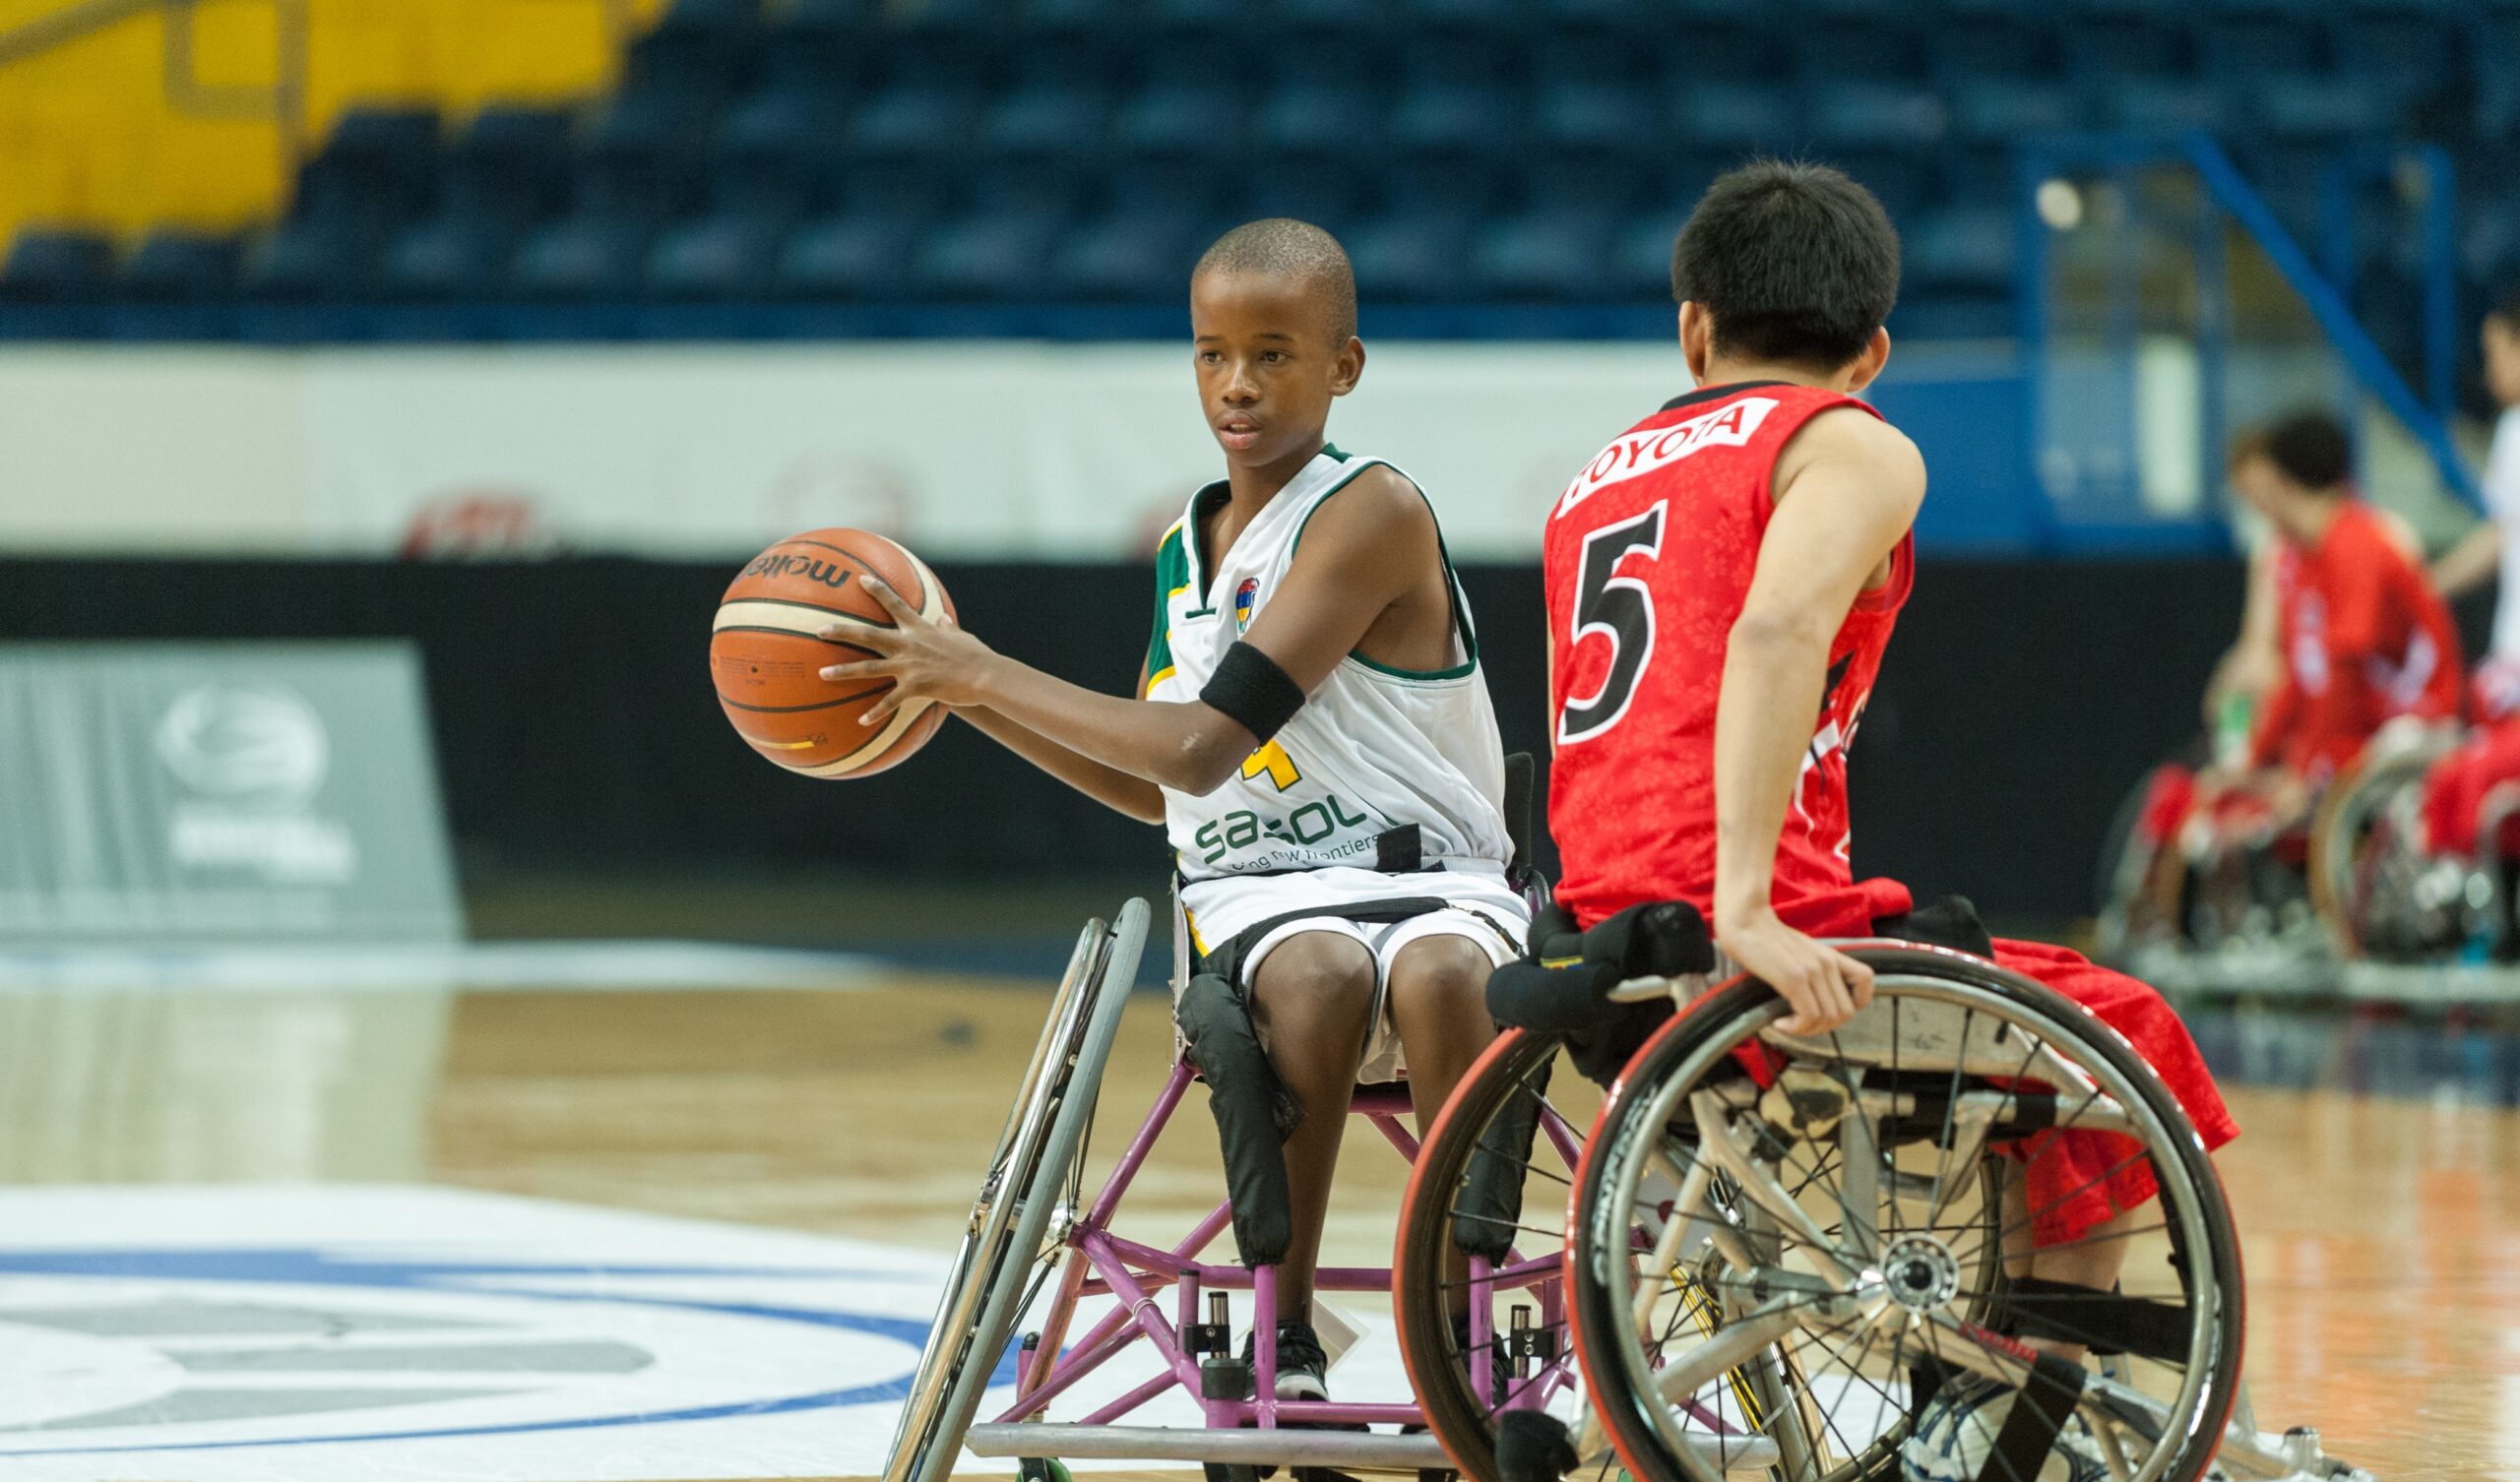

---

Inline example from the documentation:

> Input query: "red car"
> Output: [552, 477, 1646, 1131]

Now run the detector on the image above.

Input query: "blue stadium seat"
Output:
[1791, 18, 1930, 82]
[1470, 212, 1614, 301]
[1670, 82, 1798, 153]
[1384, 152, 1509, 220]
[380, 216, 515, 298]
[1050, 208, 1204, 300]
[510, 215, 653, 298]
[1930, 15, 2060, 83]
[2201, 17, 2327, 72]
[1023, 0, 1127, 29]
[441, 105, 572, 223]
[2337, 14, 2457, 102]
[1907, 205, 2019, 297]
[775, 214, 916, 298]
[1389, 79, 1520, 153]
[1609, 214, 1680, 301]
[2253, 74, 2396, 141]
[1253, 78, 1387, 155]
[1110, 79, 1245, 154]
[296, 105, 442, 230]
[2060, 15, 2192, 79]
[118, 230, 239, 300]
[979, 77, 1112, 156]
[1949, 79, 2086, 143]
[1346, 213, 1473, 302]
[1533, 80, 1658, 153]
[894, 0, 1007, 32]
[646, 212, 783, 296]
[765, 0, 873, 41]
[2101, 78, 2232, 134]
[1240, 156, 1371, 236]
[238, 218, 372, 299]
[1, 228, 113, 301]
[914, 208, 1069, 299]
[1809, 84, 1948, 150]
[849, 80, 984, 155]
[717, 80, 850, 165]
[2460, 202, 2520, 287]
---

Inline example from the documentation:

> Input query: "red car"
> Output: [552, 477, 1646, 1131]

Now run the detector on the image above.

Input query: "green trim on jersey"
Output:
[1146, 522, 1191, 691]
[1289, 463, 1480, 682]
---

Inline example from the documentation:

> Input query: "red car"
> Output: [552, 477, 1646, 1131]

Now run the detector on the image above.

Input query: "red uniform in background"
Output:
[2251, 500, 2462, 781]
[1544, 382, 2236, 1244]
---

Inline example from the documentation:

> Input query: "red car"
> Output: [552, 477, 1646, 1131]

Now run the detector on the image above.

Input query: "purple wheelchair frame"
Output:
[961, 1054, 1590, 1466]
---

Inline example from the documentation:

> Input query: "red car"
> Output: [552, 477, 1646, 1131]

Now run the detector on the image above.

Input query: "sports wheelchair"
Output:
[1418, 900, 2372, 1482]
[886, 897, 2371, 1482]
[881, 893, 1601, 1482]
[2096, 725, 2482, 965]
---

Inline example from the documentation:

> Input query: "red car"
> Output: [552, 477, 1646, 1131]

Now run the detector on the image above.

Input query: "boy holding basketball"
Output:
[823, 218, 1528, 1402]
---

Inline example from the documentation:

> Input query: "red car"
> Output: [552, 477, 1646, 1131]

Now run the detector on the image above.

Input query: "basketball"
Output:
[710, 528, 957, 778]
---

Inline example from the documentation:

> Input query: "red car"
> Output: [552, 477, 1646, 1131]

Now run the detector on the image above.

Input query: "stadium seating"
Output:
[1, 0, 2514, 355]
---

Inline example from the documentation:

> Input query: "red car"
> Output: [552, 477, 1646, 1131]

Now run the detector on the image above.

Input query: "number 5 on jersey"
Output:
[1558, 502, 1666, 745]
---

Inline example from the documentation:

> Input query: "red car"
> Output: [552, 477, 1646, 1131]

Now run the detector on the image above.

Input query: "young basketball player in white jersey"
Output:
[820, 218, 1530, 1401]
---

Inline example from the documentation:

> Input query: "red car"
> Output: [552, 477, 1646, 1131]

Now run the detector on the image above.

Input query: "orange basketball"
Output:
[710, 528, 958, 778]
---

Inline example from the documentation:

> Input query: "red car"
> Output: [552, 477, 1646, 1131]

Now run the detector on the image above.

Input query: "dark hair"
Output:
[2236, 408, 2354, 491]
[1670, 159, 1901, 370]
[1193, 218, 1358, 343]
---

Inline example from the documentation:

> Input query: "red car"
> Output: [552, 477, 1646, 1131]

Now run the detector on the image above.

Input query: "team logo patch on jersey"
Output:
[1233, 578, 1260, 631]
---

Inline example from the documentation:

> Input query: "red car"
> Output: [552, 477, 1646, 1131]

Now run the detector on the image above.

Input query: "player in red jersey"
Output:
[2232, 410, 2461, 792]
[1543, 161, 2237, 1482]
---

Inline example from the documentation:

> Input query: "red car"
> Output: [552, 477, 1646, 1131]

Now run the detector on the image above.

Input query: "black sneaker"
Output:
[1244, 1318, 1329, 1401]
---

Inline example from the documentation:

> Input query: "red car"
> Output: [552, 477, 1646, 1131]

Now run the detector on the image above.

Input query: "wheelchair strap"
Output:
[1980, 1351, 2089, 1482]
[1997, 1277, 2194, 1364]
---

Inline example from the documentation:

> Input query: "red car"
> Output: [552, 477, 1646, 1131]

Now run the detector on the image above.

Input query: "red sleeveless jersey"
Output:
[1545, 382, 1916, 935]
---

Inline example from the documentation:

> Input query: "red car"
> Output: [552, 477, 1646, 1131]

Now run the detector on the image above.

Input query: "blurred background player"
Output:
[1541, 160, 2237, 1482]
[2422, 288, 2520, 868]
[817, 218, 1528, 1403]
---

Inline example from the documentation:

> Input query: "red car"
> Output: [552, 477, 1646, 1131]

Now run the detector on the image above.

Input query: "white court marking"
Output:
[0, 940, 878, 993]
[0, 1185, 961, 1480]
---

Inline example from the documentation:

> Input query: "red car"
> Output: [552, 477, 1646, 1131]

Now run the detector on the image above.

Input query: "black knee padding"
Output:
[1496, 1409, 1579, 1482]
[1485, 956, 1618, 1032]
[1174, 970, 1297, 1267]
[1566, 997, 1671, 1087]
[1451, 1052, 1552, 1263]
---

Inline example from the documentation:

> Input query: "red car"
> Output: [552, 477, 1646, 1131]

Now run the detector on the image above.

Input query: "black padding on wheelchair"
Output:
[1495, 1409, 1579, 1482]
[1174, 971, 1299, 1268]
[1982, 1350, 2089, 1482]
[1485, 899, 1714, 1031]
[1995, 1276, 2195, 1365]
[1874, 894, 1995, 957]
[1450, 1048, 1552, 1263]
[1181, 895, 1456, 1268]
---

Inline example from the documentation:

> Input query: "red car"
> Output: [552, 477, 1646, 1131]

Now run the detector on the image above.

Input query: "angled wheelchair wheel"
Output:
[2308, 733, 2462, 959]
[883, 898, 1150, 1482]
[1570, 949, 2243, 1482]
[1395, 1028, 1607, 1482]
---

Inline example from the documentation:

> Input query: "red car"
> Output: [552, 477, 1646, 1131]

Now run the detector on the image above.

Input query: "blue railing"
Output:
[2014, 130, 2479, 558]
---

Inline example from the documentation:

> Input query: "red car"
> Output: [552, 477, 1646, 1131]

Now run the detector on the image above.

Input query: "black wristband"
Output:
[1200, 641, 1306, 744]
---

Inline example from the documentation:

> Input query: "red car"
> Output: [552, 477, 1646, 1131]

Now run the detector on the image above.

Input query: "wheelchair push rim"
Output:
[1569, 948, 2244, 1482]
[883, 899, 1150, 1482]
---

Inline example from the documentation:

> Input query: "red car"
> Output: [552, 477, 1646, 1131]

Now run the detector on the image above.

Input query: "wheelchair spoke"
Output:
[1923, 1007, 1978, 1235]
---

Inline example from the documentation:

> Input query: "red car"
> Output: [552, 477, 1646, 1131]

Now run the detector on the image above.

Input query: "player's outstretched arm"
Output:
[816, 469, 1421, 796]
[1714, 408, 1924, 1034]
[955, 703, 1168, 823]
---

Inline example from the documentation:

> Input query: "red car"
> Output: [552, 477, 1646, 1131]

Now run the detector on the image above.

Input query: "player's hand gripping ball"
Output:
[711, 528, 958, 778]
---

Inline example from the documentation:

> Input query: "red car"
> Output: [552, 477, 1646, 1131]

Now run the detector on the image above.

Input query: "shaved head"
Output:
[1193, 218, 1357, 344]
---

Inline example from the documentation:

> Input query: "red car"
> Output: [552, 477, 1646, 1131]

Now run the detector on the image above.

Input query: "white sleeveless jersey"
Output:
[1146, 446, 1514, 893]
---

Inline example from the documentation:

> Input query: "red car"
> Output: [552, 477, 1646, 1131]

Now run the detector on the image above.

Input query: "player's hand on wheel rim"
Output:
[1715, 908, 1874, 1036]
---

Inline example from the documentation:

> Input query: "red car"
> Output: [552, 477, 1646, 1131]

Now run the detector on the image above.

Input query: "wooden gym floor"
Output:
[2, 969, 2513, 1480]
